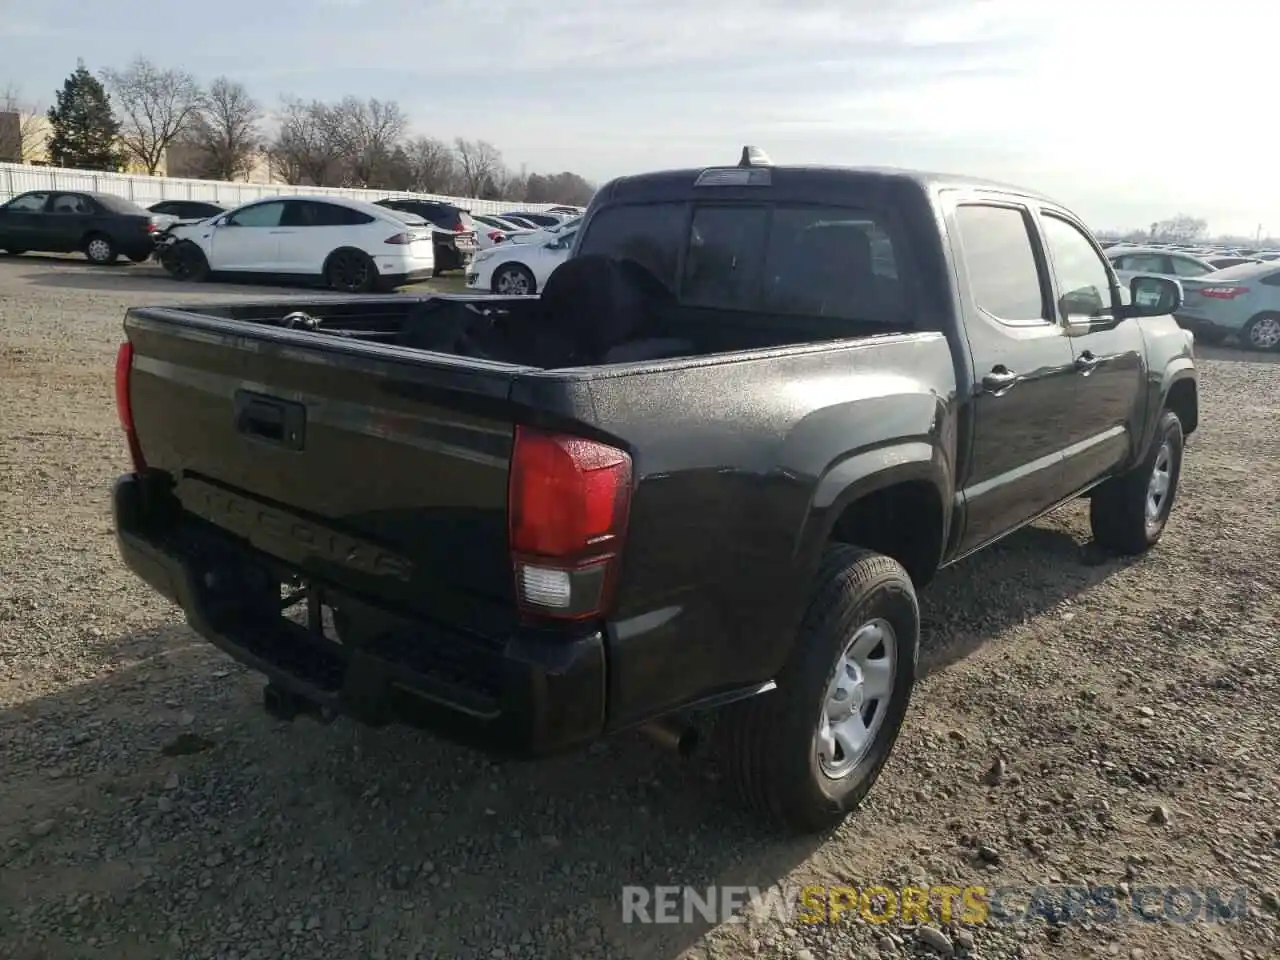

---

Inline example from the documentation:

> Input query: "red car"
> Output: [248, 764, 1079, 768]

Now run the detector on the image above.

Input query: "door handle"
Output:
[234, 390, 306, 449]
[1075, 351, 1101, 374]
[981, 367, 1019, 395]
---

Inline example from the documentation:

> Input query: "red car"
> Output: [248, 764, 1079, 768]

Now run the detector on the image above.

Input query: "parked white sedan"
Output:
[158, 195, 435, 292]
[465, 226, 577, 295]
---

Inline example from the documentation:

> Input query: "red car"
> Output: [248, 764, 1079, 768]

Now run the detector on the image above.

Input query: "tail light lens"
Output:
[384, 232, 411, 245]
[489, 230, 505, 243]
[115, 342, 146, 471]
[1198, 286, 1250, 300]
[508, 427, 632, 621]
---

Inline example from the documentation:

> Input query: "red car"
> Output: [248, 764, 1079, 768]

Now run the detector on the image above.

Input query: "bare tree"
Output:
[183, 76, 262, 181]
[0, 85, 47, 163]
[403, 136, 457, 194]
[1152, 214, 1208, 243]
[101, 57, 203, 174]
[453, 138, 504, 198]
[267, 97, 347, 186]
[331, 97, 408, 187]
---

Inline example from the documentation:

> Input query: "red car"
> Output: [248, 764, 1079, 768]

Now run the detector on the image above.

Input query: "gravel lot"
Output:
[1, 254, 1277, 960]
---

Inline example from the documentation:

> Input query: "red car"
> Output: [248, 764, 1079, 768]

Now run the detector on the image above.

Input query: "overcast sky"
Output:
[2, 0, 1271, 235]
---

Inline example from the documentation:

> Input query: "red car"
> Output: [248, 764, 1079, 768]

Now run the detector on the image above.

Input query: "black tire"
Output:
[491, 263, 536, 296]
[325, 249, 377, 293]
[1089, 409, 1184, 555]
[1241, 312, 1280, 352]
[84, 233, 118, 265]
[160, 241, 209, 282]
[718, 545, 919, 834]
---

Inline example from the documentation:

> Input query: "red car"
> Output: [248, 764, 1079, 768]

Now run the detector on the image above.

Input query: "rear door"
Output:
[208, 200, 286, 271]
[1035, 208, 1147, 492]
[944, 197, 1081, 553]
[45, 192, 98, 252]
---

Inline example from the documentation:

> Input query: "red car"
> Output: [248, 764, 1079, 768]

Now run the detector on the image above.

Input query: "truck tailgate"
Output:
[124, 307, 526, 627]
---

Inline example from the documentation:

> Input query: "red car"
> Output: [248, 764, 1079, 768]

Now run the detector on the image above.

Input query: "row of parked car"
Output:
[1100, 241, 1280, 350]
[0, 187, 584, 294]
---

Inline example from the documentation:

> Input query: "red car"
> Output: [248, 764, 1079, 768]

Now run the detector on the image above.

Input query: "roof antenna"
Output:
[739, 145, 772, 167]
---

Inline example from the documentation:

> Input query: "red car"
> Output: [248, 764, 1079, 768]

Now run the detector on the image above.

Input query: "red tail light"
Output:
[115, 342, 146, 471]
[508, 427, 632, 621]
[384, 232, 411, 245]
[1198, 286, 1249, 300]
[489, 230, 505, 243]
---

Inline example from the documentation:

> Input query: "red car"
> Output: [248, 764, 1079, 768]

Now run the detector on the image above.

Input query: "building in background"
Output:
[0, 111, 52, 165]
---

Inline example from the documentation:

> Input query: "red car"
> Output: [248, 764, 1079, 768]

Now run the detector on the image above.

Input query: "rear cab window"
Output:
[576, 200, 910, 327]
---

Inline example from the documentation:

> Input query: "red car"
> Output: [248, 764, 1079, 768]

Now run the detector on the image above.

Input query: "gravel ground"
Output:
[1, 254, 1277, 960]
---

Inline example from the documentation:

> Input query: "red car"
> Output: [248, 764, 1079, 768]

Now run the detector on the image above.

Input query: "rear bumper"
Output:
[1173, 313, 1233, 337]
[112, 474, 607, 757]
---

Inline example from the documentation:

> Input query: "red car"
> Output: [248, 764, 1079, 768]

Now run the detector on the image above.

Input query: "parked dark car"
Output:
[148, 200, 226, 221]
[111, 149, 1198, 834]
[374, 199, 477, 273]
[0, 190, 162, 263]
[500, 210, 562, 228]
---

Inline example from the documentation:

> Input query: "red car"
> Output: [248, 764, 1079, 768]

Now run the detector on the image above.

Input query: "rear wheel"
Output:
[1242, 312, 1280, 351]
[718, 546, 919, 833]
[1089, 409, 1184, 554]
[84, 234, 117, 265]
[325, 249, 377, 293]
[492, 263, 535, 295]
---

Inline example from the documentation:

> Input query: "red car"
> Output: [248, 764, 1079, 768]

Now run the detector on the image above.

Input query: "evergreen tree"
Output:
[46, 60, 122, 171]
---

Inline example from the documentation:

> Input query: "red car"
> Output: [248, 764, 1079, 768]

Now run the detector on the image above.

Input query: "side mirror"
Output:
[1122, 275, 1182, 318]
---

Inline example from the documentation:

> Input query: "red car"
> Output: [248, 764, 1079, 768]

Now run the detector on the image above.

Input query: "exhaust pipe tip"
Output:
[639, 718, 700, 758]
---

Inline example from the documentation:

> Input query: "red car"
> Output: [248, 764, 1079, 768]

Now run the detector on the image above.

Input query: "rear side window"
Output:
[954, 204, 1046, 323]
[577, 202, 686, 290]
[283, 201, 375, 226]
[1261, 272, 1280, 287]
[1115, 253, 1169, 274]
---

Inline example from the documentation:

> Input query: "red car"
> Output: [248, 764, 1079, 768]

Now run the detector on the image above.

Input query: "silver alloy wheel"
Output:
[87, 238, 113, 263]
[815, 618, 897, 779]
[1248, 315, 1280, 349]
[495, 267, 530, 295]
[1145, 441, 1172, 524]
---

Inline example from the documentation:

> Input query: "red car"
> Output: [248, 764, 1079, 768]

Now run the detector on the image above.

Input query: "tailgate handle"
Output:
[234, 391, 306, 450]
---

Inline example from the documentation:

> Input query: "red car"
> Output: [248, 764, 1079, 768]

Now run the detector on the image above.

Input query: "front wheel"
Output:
[1242, 312, 1280, 352]
[1089, 409, 1184, 555]
[160, 241, 209, 282]
[84, 234, 117, 265]
[718, 545, 919, 834]
[491, 264, 535, 296]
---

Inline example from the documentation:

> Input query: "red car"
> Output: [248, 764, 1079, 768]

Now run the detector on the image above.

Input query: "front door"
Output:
[1036, 209, 1148, 492]
[208, 200, 287, 272]
[0, 191, 52, 251]
[946, 198, 1081, 555]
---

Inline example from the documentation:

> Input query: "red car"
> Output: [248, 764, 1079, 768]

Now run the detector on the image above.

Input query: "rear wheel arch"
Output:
[802, 447, 952, 589]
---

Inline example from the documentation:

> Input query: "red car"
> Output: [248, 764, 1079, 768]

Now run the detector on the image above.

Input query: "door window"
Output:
[4, 192, 49, 212]
[1040, 213, 1114, 321]
[1170, 256, 1211, 278]
[226, 201, 285, 228]
[1114, 253, 1169, 274]
[51, 194, 94, 215]
[954, 204, 1047, 324]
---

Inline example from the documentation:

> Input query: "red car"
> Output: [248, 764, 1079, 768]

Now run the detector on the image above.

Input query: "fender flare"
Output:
[793, 439, 954, 580]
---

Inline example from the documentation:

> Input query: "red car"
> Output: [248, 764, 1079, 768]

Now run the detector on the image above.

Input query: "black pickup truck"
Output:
[111, 148, 1198, 833]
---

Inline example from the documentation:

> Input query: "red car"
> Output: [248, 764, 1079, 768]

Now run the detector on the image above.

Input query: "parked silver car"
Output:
[1173, 260, 1280, 350]
[1108, 246, 1217, 287]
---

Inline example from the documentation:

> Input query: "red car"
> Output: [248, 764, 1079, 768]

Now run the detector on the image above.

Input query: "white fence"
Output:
[0, 161, 560, 216]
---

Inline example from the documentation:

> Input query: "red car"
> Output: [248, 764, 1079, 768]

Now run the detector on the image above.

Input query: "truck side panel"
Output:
[578, 334, 959, 729]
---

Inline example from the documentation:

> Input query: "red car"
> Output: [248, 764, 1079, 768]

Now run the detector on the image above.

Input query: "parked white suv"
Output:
[157, 195, 435, 292]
